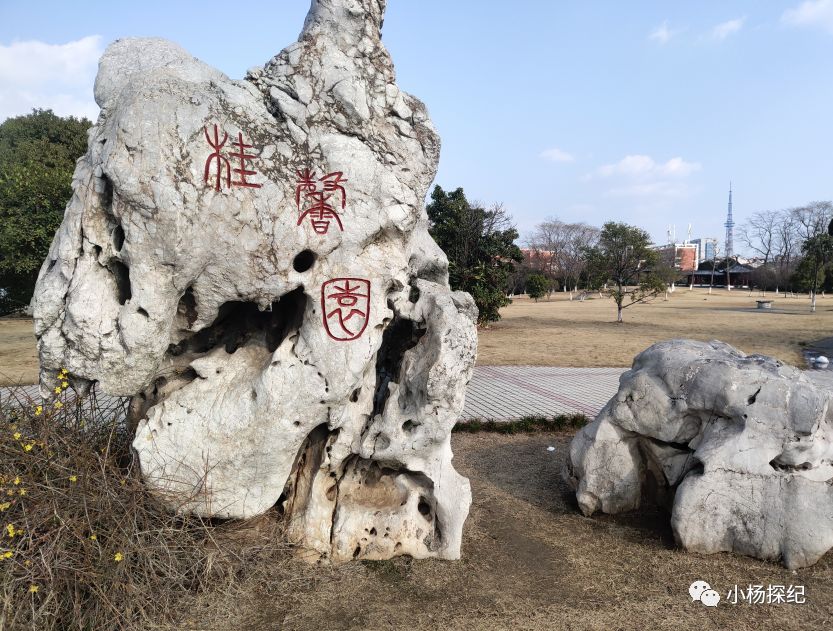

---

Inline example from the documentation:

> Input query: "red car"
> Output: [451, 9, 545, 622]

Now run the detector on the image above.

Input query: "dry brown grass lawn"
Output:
[3, 288, 830, 385]
[478, 287, 833, 368]
[0, 317, 38, 386]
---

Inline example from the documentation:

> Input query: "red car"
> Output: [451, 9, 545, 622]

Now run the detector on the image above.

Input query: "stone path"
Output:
[2, 366, 627, 422]
[461, 366, 624, 421]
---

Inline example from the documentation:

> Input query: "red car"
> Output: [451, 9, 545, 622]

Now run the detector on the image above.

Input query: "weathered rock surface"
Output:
[32, 0, 476, 562]
[564, 339, 833, 568]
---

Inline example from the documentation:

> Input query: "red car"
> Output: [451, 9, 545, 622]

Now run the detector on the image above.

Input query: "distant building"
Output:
[686, 262, 754, 288]
[653, 243, 698, 272]
[689, 237, 718, 263]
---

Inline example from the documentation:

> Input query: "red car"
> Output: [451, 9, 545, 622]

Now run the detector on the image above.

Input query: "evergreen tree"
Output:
[525, 273, 550, 302]
[426, 186, 522, 324]
[0, 109, 91, 312]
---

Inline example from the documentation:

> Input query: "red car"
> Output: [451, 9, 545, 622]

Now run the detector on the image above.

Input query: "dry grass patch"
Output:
[3, 288, 829, 386]
[0, 319, 38, 386]
[0, 383, 306, 631]
[478, 288, 833, 367]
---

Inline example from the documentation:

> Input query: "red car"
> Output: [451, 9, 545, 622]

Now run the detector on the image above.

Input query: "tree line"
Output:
[740, 202, 833, 301]
[428, 185, 833, 324]
[426, 186, 667, 324]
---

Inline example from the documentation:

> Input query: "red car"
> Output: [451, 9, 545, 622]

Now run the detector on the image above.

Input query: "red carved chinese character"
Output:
[203, 124, 230, 191]
[319, 171, 347, 209]
[295, 170, 348, 234]
[295, 168, 317, 208]
[321, 278, 370, 341]
[229, 132, 262, 189]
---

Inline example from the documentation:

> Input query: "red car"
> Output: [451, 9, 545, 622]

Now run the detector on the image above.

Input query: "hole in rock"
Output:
[353, 546, 362, 559]
[108, 260, 131, 305]
[127, 368, 198, 431]
[47, 259, 57, 272]
[168, 287, 306, 357]
[375, 433, 391, 451]
[417, 498, 431, 518]
[177, 287, 199, 329]
[408, 284, 421, 304]
[770, 457, 815, 473]
[93, 245, 102, 260]
[112, 225, 125, 252]
[279, 424, 335, 519]
[371, 315, 426, 417]
[350, 388, 361, 403]
[292, 249, 316, 273]
[369, 527, 377, 536]
[402, 419, 418, 433]
[101, 175, 114, 212]
[137, 307, 149, 318]
[747, 387, 761, 405]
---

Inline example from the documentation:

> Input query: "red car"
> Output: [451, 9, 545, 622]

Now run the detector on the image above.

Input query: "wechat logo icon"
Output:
[690, 580, 720, 607]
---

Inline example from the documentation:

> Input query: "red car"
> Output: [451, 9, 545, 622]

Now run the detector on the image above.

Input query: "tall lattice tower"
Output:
[724, 182, 734, 260]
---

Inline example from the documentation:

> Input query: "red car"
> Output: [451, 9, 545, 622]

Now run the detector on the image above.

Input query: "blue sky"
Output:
[2, 0, 832, 248]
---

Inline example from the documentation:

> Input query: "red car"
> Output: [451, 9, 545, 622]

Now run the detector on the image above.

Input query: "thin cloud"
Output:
[590, 154, 701, 203]
[649, 20, 676, 44]
[712, 17, 746, 40]
[539, 147, 575, 163]
[0, 35, 102, 122]
[782, 0, 833, 34]
[596, 155, 701, 179]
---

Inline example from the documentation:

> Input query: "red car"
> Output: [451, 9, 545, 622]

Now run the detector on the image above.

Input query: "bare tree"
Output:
[740, 210, 780, 265]
[709, 242, 721, 294]
[526, 218, 564, 289]
[773, 213, 799, 295]
[527, 219, 599, 298]
[791, 201, 833, 242]
[560, 223, 600, 295]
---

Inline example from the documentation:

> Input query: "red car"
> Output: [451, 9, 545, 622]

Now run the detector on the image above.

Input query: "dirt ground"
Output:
[179, 431, 833, 631]
[478, 288, 833, 368]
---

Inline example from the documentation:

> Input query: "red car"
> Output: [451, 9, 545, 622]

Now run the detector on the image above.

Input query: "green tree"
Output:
[525, 273, 550, 302]
[584, 221, 664, 323]
[795, 233, 833, 312]
[652, 262, 683, 299]
[0, 109, 91, 312]
[426, 186, 522, 324]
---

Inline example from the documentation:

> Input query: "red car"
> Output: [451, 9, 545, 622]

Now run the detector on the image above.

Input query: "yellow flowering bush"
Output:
[0, 377, 293, 631]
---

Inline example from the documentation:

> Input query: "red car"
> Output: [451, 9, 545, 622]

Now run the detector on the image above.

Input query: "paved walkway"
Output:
[461, 366, 624, 421]
[2, 366, 627, 423]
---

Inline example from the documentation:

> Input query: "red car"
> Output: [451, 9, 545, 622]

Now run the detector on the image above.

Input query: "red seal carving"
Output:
[321, 278, 370, 341]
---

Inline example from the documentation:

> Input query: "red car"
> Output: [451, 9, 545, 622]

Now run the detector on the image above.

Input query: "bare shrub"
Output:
[0, 377, 297, 630]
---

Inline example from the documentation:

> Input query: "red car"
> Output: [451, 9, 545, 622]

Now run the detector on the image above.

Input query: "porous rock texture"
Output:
[564, 339, 833, 569]
[32, 0, 477, 562]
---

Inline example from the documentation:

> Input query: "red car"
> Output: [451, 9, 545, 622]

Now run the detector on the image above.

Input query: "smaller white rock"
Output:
[564, 339, 833, 569]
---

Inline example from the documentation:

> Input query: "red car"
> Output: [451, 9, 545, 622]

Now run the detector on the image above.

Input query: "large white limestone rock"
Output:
[32, 0, 476, 562]
[564, 339, 833, 569]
